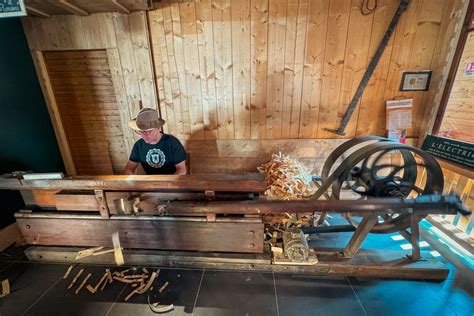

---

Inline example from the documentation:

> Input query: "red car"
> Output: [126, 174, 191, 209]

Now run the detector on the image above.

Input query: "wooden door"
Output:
[43, 50, 127, 175]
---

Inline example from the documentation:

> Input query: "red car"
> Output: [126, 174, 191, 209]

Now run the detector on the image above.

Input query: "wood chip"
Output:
[123, 274, 148, 279]
[158, 281, 169, 293]
[113, 276, 144, 284]
[150, 303, 174, 314]
[67, 268, 84, 289]
[75, 247, 104, 260]
[63, 265, 74, 279]
[75, 273, 92, 294]
[0, 279, 10, 298]
[271, 246, 283, 254]
[107, 269, 113, 284]
[136, 271, 158, 294]
[86, 284, 96, 294]
[112, 232, 124, 266]
[94, 271, 109, 292]
[124, 288, 139, 302]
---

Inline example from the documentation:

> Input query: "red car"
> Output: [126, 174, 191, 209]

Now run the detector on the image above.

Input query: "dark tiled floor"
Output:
[193, 270, 278, 316]
[274, 274, 365, 316]
[24, 265, 129, 316]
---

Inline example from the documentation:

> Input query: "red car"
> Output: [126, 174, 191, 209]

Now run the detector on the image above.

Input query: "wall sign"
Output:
[0, 0, 26, 18]
[421, 135, 473, 169]
[400, 71, 432, 91]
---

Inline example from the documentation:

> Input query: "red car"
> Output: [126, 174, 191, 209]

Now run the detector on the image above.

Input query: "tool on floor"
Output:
[325, 0, 411, 136]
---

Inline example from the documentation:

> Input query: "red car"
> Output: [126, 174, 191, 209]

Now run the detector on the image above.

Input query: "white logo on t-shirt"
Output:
[145, 148, 166, 168]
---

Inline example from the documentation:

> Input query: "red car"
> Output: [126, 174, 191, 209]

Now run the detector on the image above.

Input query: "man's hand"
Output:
[123, 161, 139, 175]
[174, 161, 187, 175]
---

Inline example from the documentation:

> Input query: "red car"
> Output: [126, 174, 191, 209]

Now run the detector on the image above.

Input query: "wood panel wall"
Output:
[22, 12, 157, 174]
[149, 0, 468, 141]
[439, 31, 474, 143]
[20, 0, 469, 175]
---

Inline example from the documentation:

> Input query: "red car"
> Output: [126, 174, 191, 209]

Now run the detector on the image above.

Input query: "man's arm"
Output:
[174, 161, 187, 175]
[123, 160, 139, 175]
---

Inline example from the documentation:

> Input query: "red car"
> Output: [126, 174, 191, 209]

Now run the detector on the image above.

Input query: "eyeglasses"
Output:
[134, 129, 155, 136]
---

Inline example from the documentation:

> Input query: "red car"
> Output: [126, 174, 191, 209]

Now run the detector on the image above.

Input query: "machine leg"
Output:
[340, 214, 378, 258]
[410, 213, 420, 261]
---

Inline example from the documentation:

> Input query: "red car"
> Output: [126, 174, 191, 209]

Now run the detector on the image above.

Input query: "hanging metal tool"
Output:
[325, 0, 411, 136]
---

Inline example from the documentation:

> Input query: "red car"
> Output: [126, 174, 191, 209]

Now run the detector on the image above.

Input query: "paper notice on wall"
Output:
[386, 99, 413, 130]
[464, 62, 474, 76]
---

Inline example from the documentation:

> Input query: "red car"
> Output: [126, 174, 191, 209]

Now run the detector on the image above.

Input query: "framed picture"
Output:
[400, 71, 432, 91]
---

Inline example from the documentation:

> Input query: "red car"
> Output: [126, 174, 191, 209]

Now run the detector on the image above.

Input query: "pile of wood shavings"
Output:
[258, 152, 317, 200]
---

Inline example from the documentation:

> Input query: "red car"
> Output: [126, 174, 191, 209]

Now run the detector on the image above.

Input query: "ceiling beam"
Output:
[111, 0, 131, 14]
[25, 5, 51, 18]
[54, 0, 89, 16]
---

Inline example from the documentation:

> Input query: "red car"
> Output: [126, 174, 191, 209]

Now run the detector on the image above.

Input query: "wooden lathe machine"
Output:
[0, 137, 470, 280]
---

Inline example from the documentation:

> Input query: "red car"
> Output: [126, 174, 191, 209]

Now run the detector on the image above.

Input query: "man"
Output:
[123, 108, 187, 175]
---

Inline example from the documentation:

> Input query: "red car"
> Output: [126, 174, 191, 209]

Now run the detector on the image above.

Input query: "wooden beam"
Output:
[111, 0, 131, 14]
[25, 5, 50, 18]
[30, 51, 77, 175]
[25, 246, 451, 280]
[0, 223, 23, 252]
[16, 215, 264, 253]
[14, 174, 267, 192]
[54, 0, 89, 16]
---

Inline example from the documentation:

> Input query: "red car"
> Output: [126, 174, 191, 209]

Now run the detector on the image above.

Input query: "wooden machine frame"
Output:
[0, 173, 467, 281]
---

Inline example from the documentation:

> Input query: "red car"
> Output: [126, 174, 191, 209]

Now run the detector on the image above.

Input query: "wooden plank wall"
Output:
[20, 0, 469, 175]
[21, 12, 158, 174]
[149, 0, 468, 141]
[438, 31, 474, 143]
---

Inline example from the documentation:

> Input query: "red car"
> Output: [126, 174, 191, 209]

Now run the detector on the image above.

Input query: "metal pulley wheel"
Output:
[312, 136, 444, 233]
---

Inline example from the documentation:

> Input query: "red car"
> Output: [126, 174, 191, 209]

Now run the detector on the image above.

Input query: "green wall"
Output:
[0, 17, 64, 229]
[0, 18, 64, 174]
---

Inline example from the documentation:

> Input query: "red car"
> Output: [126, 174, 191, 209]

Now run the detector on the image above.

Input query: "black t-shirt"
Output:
[129, 134, 187, 174]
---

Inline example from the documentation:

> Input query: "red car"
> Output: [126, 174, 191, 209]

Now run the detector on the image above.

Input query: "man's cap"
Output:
[128, 108, 165, 131]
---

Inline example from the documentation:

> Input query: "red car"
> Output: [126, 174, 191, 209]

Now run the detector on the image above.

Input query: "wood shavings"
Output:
[67, 268, 84, 289]
[147, 296, 174, 314]
[86, 284, 96, 294]
[136, 271, 158, 294]
[94, 271, 109, 292]
[113, 276, 143, 283]
[75, 273, 92, 294]
[150, 303, 174, 314]
[75, 247, 104, 260]
[63, 265, 73, 279]
[271, 246, 283, 253]
[125, 288, 139, 301]
[258, 152, 317, 200]
[0, 279, 10, 298]
[112, 232, 124, 266]
[107, 269, 113, 283]
[158, 281, 169, 293]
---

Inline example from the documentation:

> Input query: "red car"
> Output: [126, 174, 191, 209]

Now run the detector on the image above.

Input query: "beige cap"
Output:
[128, 108, 165, 131]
